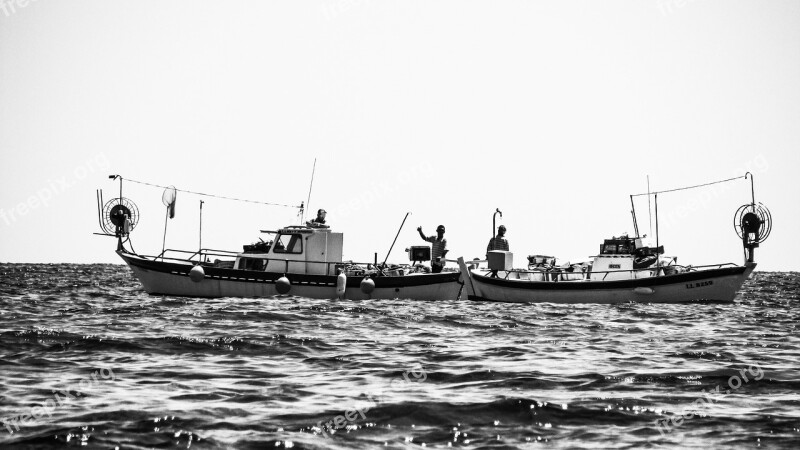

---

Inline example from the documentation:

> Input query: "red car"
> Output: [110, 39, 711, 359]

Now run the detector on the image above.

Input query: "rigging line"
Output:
[123, 177, 301, 209]
[630, 175, 746, 197]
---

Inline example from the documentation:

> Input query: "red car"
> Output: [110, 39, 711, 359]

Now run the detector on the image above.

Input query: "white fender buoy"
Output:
[189, 265, 205, 282]
[337, 272, 347, 299]
[360, 277, 375, 295]
[276, 276, 291, 294]
[633, 287, 654, 295]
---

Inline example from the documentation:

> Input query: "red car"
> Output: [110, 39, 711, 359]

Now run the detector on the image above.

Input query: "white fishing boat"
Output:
[95, 177, 463, 300]
[457, 175, 771, 304]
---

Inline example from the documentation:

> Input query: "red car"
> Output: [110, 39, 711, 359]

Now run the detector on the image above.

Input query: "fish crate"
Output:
[488, 251, 513, 271]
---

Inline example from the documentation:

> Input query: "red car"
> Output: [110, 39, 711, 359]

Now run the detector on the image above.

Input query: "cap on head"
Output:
[318, 209, 326, 214]
[498, 225, 506, 231]
[436, 225, 445, 232]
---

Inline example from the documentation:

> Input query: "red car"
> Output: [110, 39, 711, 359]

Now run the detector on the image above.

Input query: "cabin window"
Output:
[273, 233, 303, 254]
[602, 240, 633, 254]
[238, 258, 266, 271]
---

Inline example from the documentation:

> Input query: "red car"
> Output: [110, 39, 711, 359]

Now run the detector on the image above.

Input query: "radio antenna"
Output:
[199, 200, 204, 260]
[303, 158, 317, 223]
[647, 175, 653, 239]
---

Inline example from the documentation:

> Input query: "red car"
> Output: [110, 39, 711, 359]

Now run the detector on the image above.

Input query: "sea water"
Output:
[1, 264, 798, 448]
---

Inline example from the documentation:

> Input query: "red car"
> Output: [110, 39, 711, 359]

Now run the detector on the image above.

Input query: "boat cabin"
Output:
[591, 235, 664, 281]
[234, 225, 344, 276]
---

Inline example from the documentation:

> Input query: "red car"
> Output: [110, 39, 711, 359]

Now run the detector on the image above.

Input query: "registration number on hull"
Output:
[686, 280, 713, 289]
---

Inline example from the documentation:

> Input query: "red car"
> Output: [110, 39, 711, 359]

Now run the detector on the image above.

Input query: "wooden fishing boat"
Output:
[457, 175, 771, 304]
[95, 177, 462, 300]
[457, 248, 757, 304]
[116, 225, 462, 300]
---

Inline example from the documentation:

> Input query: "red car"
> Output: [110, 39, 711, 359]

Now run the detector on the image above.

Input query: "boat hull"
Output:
[119, 251, 462, 300]
[460, 261, 755, 304]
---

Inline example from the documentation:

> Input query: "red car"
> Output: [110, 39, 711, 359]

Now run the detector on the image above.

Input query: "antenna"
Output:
[647, 175, 653, 239]
[303, 158, 317, 223]
[199, 200, 204, 260]
[655, 193, 660, 276]
[630, 195, 640, 237]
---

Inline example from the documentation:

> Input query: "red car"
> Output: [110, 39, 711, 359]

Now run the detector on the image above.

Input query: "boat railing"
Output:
[687, 263, 739, 270]
[138, 248, 413, 276]
[152, 248, 242, 263]
[135, 247, 740, 279]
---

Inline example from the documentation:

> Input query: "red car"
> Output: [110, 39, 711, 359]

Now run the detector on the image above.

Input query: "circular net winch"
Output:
[101, 197, 139, 236]
[733, 202, 771, 262]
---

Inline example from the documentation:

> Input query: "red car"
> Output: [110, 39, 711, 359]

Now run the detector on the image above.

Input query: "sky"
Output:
[1, 0, 798, 271]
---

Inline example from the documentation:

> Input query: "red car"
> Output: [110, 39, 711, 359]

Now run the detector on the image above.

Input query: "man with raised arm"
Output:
[417, 224, 448, 273]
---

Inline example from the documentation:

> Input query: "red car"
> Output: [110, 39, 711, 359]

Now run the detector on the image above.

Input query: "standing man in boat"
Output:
[417, 224, 448, 273]
[486, 225, 509, 257]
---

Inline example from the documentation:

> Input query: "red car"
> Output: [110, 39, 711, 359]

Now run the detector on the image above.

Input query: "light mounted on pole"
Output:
[493, 208, 502, 239]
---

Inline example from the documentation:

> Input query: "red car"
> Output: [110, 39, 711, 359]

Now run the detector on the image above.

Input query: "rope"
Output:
[122, 177, 302, 209]
[631, 175, 746, 197]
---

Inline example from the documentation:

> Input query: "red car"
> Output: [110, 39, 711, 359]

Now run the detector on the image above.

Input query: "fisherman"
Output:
[306, 209, 329, 228]
[486, 225, 509, 257]
[417, 224, 448, 273]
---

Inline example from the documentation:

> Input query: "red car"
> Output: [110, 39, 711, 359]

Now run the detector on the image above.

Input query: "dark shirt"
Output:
[487, 236, 509, 254]
[307, 217, 329, 228]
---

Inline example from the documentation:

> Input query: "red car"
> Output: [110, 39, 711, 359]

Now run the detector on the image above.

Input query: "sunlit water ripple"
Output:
[0, 264, 798, 449]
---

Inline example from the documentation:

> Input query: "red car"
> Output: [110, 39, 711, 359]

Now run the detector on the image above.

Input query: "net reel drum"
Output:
[733, 173, 772, 263]
[733, 202, 771, 263]
[101, 197, 139, 237]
